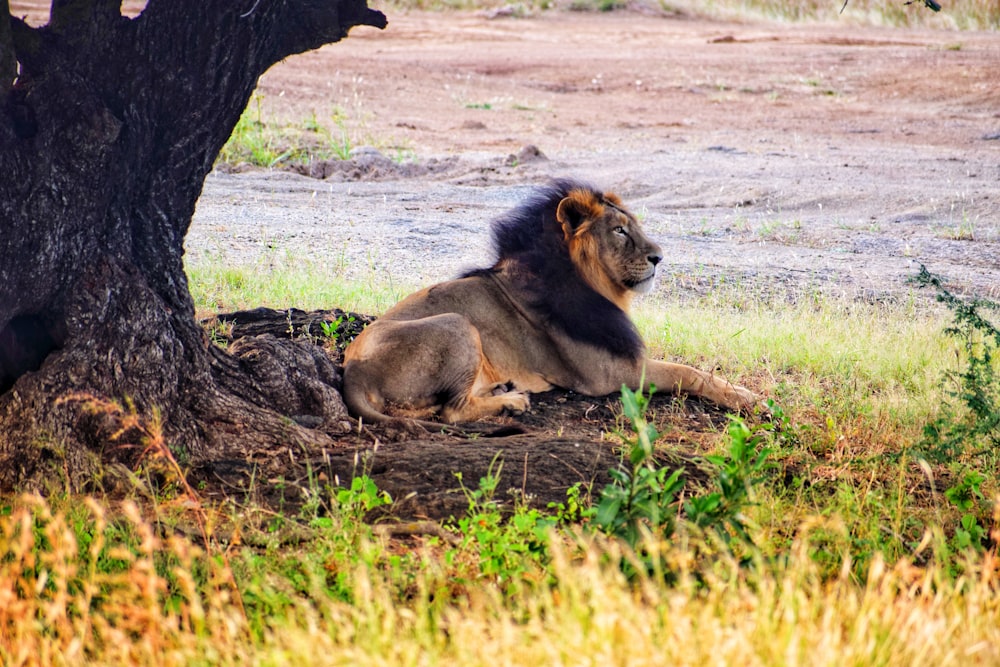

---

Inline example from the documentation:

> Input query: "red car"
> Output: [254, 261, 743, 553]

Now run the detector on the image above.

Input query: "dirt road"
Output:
[187, 10, 1000, 303]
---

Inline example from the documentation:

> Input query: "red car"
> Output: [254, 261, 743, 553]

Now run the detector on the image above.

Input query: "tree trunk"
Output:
[0, 0, 386, 491]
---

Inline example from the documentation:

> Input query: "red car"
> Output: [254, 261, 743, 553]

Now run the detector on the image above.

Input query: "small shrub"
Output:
[943, 469, 988, 553]
[594, 383, 777, 575]
[594, 384, 685, 548]
[913, 266, 1000, 462]
[319, 314, 357, 350]
[685, 412, 775, 550]
[447, 457, 555, 592]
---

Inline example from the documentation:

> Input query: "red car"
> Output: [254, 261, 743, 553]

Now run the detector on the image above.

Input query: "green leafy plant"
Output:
[594, 384, 685, 547]
[447, 457, 555, 592]
[685, 415, 774, 549]
[547, 482, 595, 525]
[913, 266, 1000, 462]
[319, 314, 357, 349]
[944, 469, 987, 552]
[594, 384, 776, 574]
[336, 474, 392, 520]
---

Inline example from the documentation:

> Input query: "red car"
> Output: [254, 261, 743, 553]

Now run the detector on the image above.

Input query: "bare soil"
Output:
[190, 9, 1000, 303]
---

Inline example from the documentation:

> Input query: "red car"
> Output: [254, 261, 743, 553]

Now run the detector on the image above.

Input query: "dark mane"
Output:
[463, 179, 644, 360]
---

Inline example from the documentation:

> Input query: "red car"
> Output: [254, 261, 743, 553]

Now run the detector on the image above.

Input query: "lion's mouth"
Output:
[628, 274, 656, 294]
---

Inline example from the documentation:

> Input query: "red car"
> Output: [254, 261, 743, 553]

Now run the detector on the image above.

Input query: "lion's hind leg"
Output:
[437, 322, 530, 423]
[343, 314, 528, 425]
[440, 378, 530, 423]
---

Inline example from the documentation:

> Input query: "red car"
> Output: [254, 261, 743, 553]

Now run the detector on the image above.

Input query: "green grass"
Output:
[186, 254, 413, 317]
[634, 291, 950, 427]
[217, 95, 406, 169]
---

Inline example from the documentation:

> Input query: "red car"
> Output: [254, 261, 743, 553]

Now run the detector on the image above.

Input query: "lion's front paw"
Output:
[502, 391, 531, 415]
[728, 385, 760, 414]
[730, 388, 776, 419]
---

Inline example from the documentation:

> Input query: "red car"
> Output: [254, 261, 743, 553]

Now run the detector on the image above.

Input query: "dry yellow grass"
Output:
[2, 495, 999, 666]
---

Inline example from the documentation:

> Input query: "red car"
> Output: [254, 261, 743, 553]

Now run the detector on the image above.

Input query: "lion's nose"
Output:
[648, 253, 662, 266]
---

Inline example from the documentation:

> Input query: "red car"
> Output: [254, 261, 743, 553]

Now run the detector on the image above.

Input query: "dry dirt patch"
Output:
[191, 10, 1000, 302]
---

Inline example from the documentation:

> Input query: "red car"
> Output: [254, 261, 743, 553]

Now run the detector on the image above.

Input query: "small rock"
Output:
[505, 144, 547, 166]
[348, 146, 384, 159]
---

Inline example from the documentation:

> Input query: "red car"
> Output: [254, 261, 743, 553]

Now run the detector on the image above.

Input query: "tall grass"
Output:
[0, 496, 246, 665]
[2, 494, 998, 665]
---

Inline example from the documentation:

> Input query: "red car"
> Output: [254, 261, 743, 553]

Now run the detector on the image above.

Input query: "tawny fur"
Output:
[342, 180, 757, 425]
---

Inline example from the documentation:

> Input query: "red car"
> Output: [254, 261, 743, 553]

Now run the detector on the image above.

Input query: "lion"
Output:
[342, 179, 757, 425]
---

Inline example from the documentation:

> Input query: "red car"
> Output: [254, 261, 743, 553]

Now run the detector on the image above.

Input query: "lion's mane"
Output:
[462, 179, 644, 360]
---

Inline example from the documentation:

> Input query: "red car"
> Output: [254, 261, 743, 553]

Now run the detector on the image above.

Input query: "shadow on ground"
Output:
[192, 307, 732, 521]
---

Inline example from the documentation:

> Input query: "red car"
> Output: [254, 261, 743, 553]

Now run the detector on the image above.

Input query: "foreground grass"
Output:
[2, 492, 998, 666]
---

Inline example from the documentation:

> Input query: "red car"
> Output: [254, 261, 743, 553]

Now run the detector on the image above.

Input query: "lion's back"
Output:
[380, 275, 504, 324]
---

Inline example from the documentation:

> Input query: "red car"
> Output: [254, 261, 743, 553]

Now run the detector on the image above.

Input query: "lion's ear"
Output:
[556, 190, 602, 238]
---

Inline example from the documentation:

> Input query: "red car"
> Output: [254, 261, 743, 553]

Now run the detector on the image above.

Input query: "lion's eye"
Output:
[613, 226, 627, 237]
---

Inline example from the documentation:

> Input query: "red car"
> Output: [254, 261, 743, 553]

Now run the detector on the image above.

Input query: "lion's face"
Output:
[556, 188, 663, 309]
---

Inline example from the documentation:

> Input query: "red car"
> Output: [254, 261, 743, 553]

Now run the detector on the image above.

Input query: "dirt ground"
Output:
[188, 9, 1000, 303]
[14, 3, 1000, 517]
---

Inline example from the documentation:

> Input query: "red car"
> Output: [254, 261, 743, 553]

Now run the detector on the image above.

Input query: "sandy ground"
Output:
[184, 9, 1000, 304]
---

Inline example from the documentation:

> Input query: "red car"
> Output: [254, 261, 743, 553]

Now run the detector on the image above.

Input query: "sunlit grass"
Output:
[186, 255, 413, 317]
[635, 291, 953, 428]
[2, 494, 998, 665]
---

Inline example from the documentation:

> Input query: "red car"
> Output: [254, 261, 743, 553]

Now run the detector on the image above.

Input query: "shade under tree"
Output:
[0, 0, 387, 491]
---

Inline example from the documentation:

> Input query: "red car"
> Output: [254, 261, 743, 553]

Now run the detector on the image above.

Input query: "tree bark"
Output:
[0, 1, 14, 93]
[0, 0, 386, 491]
